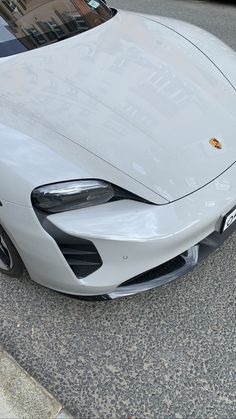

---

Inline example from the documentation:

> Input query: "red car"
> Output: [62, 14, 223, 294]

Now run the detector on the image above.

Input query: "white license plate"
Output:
[221, 207, 236, 232]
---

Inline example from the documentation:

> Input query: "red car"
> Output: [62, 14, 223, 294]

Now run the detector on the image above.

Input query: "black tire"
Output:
[0, 226, 24, 277]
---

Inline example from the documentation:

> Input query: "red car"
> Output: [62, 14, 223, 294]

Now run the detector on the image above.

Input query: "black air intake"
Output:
[59, 239, 102, 278]
[118, 255, 185, 287]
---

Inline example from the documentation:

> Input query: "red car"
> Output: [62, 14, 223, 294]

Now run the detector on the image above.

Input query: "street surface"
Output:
[1, 1, 236, 418]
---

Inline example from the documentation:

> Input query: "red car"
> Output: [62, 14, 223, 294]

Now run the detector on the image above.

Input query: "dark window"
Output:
[2, 0, 16, 13]
[0, 0, 113, 57]
[46, 19, 65, 38]
[23, 27, 47, 46]
[17, 0, 26, 10]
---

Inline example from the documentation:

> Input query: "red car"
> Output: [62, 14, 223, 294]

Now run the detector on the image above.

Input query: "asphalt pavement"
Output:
[1, 1, 236, 418]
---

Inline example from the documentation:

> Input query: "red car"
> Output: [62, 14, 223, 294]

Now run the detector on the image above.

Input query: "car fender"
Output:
[140, 14, 236, 91]
[0, 121, 165, 207]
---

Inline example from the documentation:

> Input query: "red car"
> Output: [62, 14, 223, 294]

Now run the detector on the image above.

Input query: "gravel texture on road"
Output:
[1, 235, 236, 418]
[1, 1, 236, 418]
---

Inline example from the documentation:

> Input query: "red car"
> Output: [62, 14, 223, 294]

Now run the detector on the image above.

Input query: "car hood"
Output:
[1, 10, 236, 202]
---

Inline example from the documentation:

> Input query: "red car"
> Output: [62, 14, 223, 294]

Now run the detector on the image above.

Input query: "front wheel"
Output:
[0, 226, 24, 277]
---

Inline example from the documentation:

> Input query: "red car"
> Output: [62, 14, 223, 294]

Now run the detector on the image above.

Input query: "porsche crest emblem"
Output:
[209, 138, 222, 150]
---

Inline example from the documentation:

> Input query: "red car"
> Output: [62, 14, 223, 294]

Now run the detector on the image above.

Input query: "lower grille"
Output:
[59, 239, 102, 279]
[118, 255, 185, 288]
[108, 247, 199, 299]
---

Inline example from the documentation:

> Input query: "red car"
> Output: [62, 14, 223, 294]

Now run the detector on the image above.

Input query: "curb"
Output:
[0, 347, 73, 419]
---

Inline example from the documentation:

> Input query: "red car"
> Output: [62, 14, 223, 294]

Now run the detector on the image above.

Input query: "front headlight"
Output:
[31, 180, 115, 213]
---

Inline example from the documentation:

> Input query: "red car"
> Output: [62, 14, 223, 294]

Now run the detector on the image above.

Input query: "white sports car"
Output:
[0, 0, 236, 300]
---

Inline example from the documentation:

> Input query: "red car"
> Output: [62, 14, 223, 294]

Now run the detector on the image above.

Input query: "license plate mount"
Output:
[220, 206, 236, 233]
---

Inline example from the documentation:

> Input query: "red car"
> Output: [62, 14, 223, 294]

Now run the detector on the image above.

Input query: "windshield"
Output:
[0, 0, 113, 57]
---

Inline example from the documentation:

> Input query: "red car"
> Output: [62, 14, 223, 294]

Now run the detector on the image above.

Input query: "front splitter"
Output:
[106, 221, 236, 300]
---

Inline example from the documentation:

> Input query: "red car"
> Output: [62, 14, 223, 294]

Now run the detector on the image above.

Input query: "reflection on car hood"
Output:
[0, 10, 236, 202]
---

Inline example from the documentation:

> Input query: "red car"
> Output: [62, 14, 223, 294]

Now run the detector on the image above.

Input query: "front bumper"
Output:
[107, 223, 236, 299]
[1, 164, 236, 298]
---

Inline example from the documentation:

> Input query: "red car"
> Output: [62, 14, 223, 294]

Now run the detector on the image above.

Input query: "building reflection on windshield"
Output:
[0, 0, 112, 55]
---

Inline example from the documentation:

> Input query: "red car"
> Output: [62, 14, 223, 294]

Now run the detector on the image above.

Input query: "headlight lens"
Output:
[32, 180, 115, 213]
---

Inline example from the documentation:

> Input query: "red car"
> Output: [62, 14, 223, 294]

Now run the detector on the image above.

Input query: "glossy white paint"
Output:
[147, 15, 236, 90]
[0, 162, 235, 295]
[0, 121, 166, 206]
[0, 9, 236, 296]
[0, 10, 236, 203]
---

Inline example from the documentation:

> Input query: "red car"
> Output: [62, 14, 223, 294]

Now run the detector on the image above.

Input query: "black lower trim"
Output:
[35, 207, 236, 300]
[100, 221, 236, 300]
[118, 255, 185, 288]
